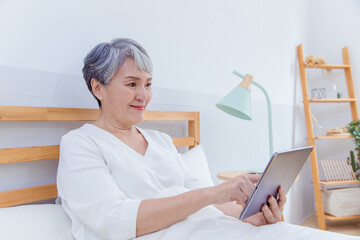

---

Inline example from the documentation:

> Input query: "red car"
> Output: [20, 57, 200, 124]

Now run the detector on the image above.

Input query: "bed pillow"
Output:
[0, 204, 73, 240]
[181, 145, 214, 186]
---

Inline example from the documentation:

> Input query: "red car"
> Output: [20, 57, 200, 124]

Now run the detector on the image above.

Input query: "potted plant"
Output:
[347, 120, 360, 179]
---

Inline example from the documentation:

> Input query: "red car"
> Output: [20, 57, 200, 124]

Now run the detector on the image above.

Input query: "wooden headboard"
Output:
[0, 106, 200, 208]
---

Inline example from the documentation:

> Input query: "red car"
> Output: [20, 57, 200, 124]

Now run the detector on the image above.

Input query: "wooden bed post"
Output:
[188, 112, 200, 149]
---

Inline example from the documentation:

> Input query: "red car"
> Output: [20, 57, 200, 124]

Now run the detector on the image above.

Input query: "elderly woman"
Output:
[56, 39, 352, 240]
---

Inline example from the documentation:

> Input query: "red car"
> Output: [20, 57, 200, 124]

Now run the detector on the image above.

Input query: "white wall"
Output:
[0, 0, 302, 104]
[0, 0, 314, 224]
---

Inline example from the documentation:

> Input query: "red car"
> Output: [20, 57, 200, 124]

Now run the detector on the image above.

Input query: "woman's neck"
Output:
[93, 112, 137, 136]
[92, 110, 148, 156]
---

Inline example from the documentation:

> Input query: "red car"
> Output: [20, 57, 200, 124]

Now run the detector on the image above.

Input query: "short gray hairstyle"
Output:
[82, 38, 153, 107]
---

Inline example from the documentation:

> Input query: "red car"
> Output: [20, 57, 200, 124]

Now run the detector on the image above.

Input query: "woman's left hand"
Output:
[242, 186, 286, 226]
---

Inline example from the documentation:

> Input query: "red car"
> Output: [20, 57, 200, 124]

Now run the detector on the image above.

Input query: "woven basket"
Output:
[322, 188, 360, 217]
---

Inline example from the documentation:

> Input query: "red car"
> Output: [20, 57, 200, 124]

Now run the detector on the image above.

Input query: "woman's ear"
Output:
[91, 78, 103, 100]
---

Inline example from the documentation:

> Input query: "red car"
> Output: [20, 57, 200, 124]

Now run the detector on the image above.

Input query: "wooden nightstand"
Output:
[217, 170, 252, 181]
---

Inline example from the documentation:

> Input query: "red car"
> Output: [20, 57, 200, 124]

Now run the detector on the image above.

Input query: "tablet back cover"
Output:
[239, 146, 313, 220]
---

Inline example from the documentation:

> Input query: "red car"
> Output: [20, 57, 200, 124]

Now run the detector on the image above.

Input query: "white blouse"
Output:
[56, 124, 202, 240]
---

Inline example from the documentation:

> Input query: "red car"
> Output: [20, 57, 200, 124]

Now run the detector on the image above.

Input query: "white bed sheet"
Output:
[136, 187, 359, 240]
[0, 189, 357, 240]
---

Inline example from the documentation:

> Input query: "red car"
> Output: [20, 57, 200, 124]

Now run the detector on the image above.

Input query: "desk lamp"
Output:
[216, 71, 273, 158]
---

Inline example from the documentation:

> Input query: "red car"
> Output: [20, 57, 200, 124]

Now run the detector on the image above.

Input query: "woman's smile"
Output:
[130, 104, 145, 111]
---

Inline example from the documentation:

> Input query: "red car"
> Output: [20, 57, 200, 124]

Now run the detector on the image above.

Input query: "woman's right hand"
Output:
[212, 174, 261, 205]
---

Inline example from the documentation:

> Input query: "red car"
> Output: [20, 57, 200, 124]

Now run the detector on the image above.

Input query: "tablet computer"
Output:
[239, 146, 313, 220]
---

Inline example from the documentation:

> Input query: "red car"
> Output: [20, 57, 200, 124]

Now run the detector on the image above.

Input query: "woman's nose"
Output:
[135, 86, 147, 101]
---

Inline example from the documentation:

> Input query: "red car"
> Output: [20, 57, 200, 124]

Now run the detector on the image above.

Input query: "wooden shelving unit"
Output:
[297, 44, 360, 230]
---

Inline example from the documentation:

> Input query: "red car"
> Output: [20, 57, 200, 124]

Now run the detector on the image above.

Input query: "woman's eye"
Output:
[128, 82, 136, 87]
[146, 83, 152, 88]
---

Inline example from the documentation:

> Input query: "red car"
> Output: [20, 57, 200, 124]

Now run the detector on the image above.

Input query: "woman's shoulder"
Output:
[137, 128, 173, 145]
[138, 128, 171, 139]
[61, 123, 98, 143]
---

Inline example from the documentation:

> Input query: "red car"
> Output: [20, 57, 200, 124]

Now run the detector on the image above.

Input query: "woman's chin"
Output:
[129, 113, 144, 124]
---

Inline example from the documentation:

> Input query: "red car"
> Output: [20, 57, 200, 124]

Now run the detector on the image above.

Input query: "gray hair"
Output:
[82, 38, 153, 107]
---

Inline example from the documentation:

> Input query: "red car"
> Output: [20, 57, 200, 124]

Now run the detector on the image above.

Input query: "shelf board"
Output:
[309, 98, 357, 103]
[304, 64, 351, 69]
[314, 135, 352, 140]
[324, 214, 360, 221]
[314, 213, 360, 221]
[319, 180, 360, 186]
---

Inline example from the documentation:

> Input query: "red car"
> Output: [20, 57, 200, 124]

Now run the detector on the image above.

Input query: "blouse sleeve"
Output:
[57, 131, 141, 240]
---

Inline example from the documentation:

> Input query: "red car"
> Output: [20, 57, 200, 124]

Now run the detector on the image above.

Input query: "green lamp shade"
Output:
[216, 86, 252, 120]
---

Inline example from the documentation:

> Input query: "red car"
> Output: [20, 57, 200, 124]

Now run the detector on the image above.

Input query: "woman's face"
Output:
[97, 58, 152, 126]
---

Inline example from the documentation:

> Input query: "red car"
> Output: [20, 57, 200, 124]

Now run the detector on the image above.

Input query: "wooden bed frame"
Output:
[0, 106, 200, 208]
